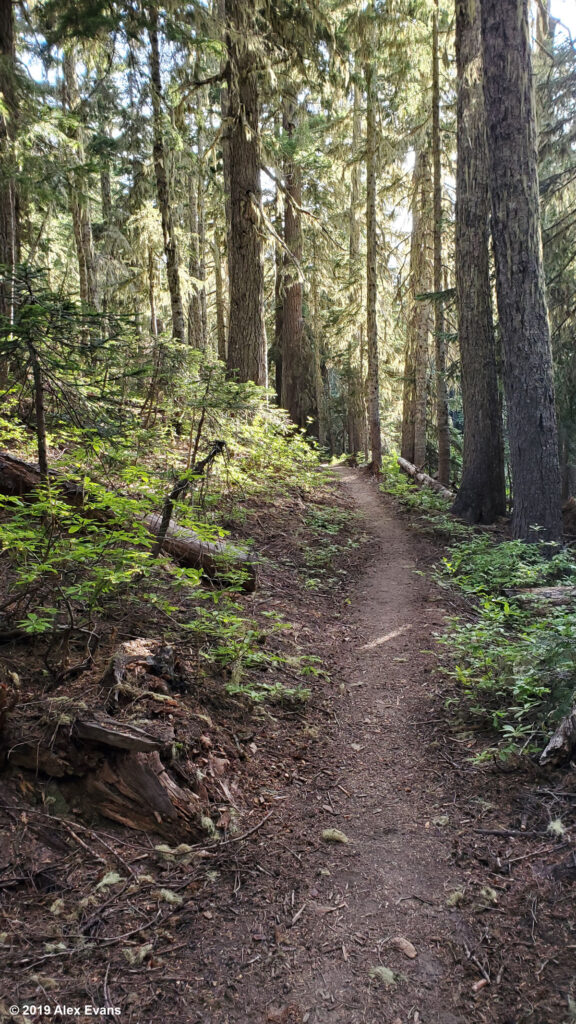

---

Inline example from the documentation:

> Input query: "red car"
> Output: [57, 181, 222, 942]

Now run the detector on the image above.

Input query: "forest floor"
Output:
[1, 465, 575, 1024]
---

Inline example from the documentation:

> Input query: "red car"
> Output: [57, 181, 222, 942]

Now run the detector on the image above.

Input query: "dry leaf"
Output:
[321, 828, 350, 844]
[390, 936, 417, 959]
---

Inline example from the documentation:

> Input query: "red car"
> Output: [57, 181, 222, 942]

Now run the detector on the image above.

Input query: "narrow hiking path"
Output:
[193, 467, 487, 1024]
[277, 466, 473, 1024]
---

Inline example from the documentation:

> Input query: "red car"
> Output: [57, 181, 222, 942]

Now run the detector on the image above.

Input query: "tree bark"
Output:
[187, 124, 208, 351]
[451, 0, 506, 524]
[273, 181, 283, 402]
[401, 145, 433, 467]
[63, 49, 99, 311]
[224, 0, 266, 385]
[347, 82, 368, 458]
[0, 0, 19, 323]
[148, 9, 186, 346]
[364, 62, 383, 474]
[311, 235, 328, 449]
[281, 100, 308, 427]
[480, 0, 562, 542]
[213, 231, 227, 362]
[432, 6, 451, 486]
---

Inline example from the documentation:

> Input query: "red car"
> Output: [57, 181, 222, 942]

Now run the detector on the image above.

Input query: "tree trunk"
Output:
[311, 236, 328, 449]
[148, 9, 186, 346]
[63, 49, 99, 311]
[347, 82, 368, 458]
[432, 6, 450, 486]
[364, 62, 382, 474]
[0, 0, 19, 323]
[224, 0, 266, 385]
[481, 0, 562, 542]
[401, 145, 433, 467]
[273, 181, 283, 403]
[281, 100, 308, 427]
[451, 0, 506, 524]
[187, 123, 208, 351]
[213, 232, 227, 362]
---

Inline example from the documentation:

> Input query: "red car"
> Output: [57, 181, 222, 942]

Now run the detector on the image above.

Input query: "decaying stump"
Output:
[540, 706, 576, 766]
[1, 640, 239, 839]
[83, 750, 202, 834]
[0, 450, 257, 591]
[100, 637, 190, 698]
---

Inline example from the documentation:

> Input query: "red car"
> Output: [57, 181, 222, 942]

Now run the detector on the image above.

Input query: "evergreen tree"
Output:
[451, 0, 505, 523]
[481, 0, 562, 542]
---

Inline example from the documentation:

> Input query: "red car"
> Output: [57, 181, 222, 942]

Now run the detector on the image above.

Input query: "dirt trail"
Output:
[279, 466, 472, 1023]
[196, 468, 481, 1024]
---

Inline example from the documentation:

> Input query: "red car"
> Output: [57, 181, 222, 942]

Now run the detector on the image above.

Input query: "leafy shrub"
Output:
[439, 536, 576, 753]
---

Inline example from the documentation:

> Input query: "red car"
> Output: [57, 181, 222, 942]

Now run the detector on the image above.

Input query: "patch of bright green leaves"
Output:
[0, 484, 180, 635]
[439, 535, 576, 756]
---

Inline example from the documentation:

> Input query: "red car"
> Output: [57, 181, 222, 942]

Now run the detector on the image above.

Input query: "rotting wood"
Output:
[540, 706, 576, 766]
[397, 456, 453, 501]
[0, 450, 257, 592]
[73, 712, 166, 752]
[504, 586, 576, 608]
[0, 640, 223, 838]
[100, 638, 188, 697]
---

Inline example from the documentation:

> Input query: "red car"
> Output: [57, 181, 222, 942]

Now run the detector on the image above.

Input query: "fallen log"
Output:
[143, 512, 256, 588]
[0, 450, 257, 592]
[540, 706, 576, 766]
[397, 456, 454, 501]
[504, 586, 576, 609]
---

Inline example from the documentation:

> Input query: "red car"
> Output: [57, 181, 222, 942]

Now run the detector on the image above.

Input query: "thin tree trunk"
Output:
[347, 82, 368, 457]
[148, 9, 186, 346]
[0, 0, 19, 323]
[224, 0, 266, 385]
[273, 182, 283, 403]
[187, 122, 208, 351]
[432, 7, 450, 485]
[364, 62, 382, 474]
[311, 234, 328, 448]
[63, 50, 98, 311]
[63, 49, 99, 311]
[27, 344, 48, 482]
[213, 232, 227, 362]
[281, 100, 307, 427]
[481, 0, 562, 542]
[401, 145, 433, 467]
[451, 0, 506, 523]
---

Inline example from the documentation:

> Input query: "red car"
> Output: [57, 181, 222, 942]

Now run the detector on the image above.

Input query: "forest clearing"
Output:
[2, 0, 576, 1020]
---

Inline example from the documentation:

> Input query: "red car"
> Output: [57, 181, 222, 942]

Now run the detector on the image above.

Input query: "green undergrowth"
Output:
[0, 382, 331, 708]
[380, 455, 471, 540]
[301, 503, 362, 591]
[439, 536, 576, 758]
[381, 452, 576, 759]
